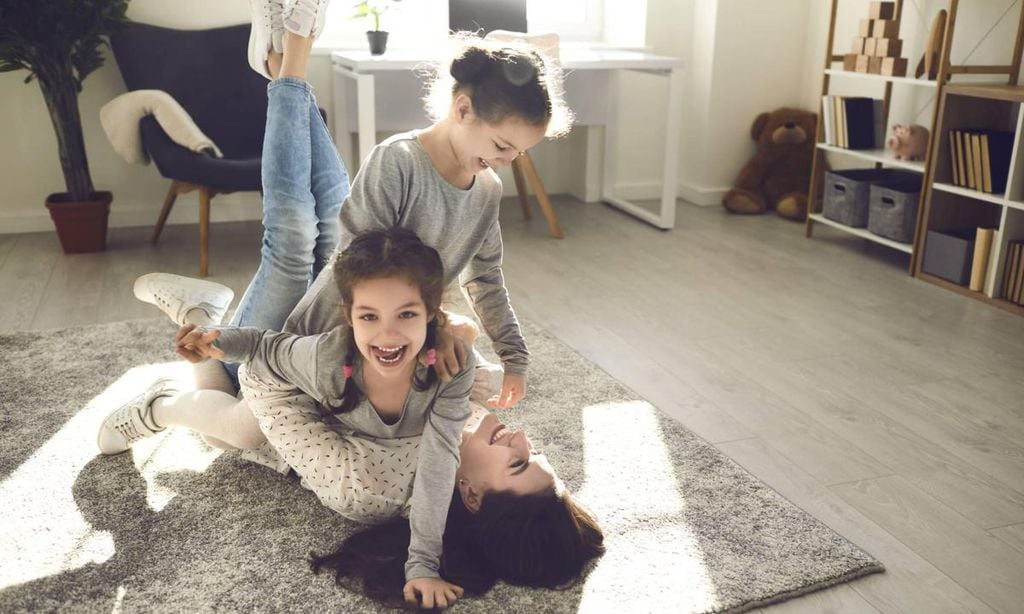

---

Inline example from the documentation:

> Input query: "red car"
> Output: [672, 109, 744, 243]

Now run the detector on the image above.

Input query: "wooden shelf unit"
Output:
[804, 0, 1024, 275]
[916, 84, 1024, 316]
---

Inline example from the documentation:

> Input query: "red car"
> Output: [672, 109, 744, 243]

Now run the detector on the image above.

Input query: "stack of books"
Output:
[821, 96, 885, 150]
[947, 129, 1013, 194]
[1002, 240, 1024, 305]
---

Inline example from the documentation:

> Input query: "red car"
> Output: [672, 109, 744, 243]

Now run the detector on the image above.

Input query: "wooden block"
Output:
[872, 19, 899, 39]
[852, 36, 866, 53]
[859, 19, 874, 37]
[868, 56, 884, 74]
[855, 54, 871, 73]
[880, 57, 908, 76]
[869, 1, 895, 19]
[843, 54, 858, 71]
[864, 38, 878, 55]
[874, 38, 903, 57]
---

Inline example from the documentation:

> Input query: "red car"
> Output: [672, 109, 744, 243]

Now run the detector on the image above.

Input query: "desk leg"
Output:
[332, 67, 354, 173]
[601, 69, 680, 230]
[658, 67, 684, 229]
[356, 73, 377, 166]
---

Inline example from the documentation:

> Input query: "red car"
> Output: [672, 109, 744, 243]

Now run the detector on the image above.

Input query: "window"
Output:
[315, 0, 607, 48]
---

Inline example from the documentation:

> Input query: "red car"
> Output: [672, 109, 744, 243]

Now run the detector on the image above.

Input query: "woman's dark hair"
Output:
[424, 35, 573, 137]
[310, 488, 605, 607]
[328, 227, 446, 415]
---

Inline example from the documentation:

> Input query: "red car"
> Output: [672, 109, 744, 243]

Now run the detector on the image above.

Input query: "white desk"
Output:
[330, 47, 684, 229]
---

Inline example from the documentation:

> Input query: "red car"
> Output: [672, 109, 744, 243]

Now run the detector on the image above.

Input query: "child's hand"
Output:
[487, 372, 526, 409]
[403, 577, 464, 609]
[174, 324, 224, 363]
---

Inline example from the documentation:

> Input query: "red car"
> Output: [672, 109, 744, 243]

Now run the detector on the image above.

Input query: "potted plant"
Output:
[352, 0, 401, 55]
[0, 0, 129, 253]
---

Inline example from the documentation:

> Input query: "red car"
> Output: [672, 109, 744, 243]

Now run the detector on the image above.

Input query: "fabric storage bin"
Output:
[823, 169, 917, 227]
[921, 229, 976, 285]
[868, 180, 920, 243]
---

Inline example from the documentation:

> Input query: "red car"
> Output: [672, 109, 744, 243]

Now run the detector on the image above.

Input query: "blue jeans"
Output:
[226, 78, 349, 381]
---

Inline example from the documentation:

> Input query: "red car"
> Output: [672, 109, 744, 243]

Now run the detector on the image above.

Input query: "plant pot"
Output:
[367, 30, 389, 55]
[45, 190, 112, 254]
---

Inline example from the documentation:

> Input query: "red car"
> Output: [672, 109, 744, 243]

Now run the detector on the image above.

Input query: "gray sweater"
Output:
[214, 325, 475, 582]
[283, 130, 529, 375]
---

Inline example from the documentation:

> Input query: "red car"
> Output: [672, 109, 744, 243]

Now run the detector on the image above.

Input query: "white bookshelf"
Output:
[816, 144, 926, 173]
[808, 213, 914, 253]
[823, 68, 938, 88]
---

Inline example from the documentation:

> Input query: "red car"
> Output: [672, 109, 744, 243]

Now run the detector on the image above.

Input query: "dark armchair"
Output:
[110, 22, 267, 277]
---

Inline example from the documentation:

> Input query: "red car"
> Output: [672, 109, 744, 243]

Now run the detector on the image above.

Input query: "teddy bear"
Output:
[886, 124, 929, 161]
[722, 107, 818, 221]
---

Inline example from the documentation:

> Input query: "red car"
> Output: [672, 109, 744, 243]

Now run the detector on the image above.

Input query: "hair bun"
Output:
[500, 52, 537, 87]
[450, 47, 490, 84]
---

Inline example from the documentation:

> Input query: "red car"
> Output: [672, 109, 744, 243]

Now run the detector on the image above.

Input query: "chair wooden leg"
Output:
[152, 181, 180, 243]
[518, 152, 564, 239]
[511, 158, 531, 220]
[198, 187, 211, 277]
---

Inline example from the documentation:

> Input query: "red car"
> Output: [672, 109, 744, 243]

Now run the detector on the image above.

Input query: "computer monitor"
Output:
[448, 0, 528, 35]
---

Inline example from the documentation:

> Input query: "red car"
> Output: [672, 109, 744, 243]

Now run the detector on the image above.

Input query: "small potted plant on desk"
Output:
[352, 0, 401, 55]
[0, 0, 129, 253]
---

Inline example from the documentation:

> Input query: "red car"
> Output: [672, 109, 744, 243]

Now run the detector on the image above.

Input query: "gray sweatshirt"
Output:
[282, 130, 529, 375]
[213, 325, 475, 582]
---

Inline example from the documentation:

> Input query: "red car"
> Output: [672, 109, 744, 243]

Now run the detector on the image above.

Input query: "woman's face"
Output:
[450, 94, 547, 176]
[349, 276, 428, 381]
[457, 412, 556, 507]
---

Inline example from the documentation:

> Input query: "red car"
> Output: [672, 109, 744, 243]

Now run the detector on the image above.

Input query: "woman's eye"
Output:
[399, 311, 420, 319]
[358, 314, 377, 321]
[494, 142, 508, 152]
[511, 459, 525, 468]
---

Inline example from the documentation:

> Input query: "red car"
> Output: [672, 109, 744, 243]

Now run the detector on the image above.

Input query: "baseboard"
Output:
[597, 181, 729, 207]
[0, 193, 264, 235]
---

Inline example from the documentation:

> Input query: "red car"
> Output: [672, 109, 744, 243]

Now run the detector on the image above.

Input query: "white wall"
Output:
[15, 1, 1014, 234]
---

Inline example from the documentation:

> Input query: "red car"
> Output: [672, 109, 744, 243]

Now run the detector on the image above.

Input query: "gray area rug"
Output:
[0, 319, 882, 613]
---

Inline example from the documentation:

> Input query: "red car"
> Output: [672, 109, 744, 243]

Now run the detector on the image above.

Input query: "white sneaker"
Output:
[249, 0, 286, 79]
[133, 273, 234, 326]
[97, 377, 179, 455]
[283, 0, 332, 39]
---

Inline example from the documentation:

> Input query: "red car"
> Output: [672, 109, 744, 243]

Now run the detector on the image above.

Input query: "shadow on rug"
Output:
[0, 319, 882, 613]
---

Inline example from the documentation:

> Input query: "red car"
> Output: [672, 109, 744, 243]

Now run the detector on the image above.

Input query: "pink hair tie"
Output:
[425, 349, 437, 366]
[343, 364, 354, 378]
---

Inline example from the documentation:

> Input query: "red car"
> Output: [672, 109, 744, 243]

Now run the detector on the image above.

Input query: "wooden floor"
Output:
[2, 196, 1023, 613]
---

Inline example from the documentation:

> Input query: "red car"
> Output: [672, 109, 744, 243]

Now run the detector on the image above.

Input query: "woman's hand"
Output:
[403, 577, 464, 609]
[487, 372, 526, 409]
[174, 324, 224, 363]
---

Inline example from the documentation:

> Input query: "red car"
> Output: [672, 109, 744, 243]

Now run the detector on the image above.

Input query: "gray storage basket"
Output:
[922, 229, 975, 285]
[868, 180, 920, 243]
[823, 169, 917, 228]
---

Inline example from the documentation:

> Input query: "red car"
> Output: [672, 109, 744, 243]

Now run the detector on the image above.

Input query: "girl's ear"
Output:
[453, 93, 474, 122]
[458, 479, 483, 514]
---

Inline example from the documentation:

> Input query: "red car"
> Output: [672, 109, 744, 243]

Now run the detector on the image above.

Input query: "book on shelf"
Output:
[948, 129, 1013, 194]
[984, 229, 1002, 297]
[1004, 241, 1024, 302]
[821, 96, 882, 149]
[969, 228, 995, 292]
[1016, 244, 1024, 304]
[949, 131, 960, 185]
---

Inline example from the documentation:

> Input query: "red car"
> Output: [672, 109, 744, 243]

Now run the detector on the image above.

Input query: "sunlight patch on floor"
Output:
[577, 400, 719, 612]
[0, 362, 220, 590]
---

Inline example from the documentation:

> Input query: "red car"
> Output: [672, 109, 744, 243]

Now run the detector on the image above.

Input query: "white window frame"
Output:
[315, 0, 608, 49]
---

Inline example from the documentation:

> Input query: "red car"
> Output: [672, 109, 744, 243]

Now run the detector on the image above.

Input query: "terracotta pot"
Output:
[45, 190, 112, 254]
[367, 30, 388, 55]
